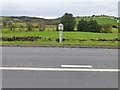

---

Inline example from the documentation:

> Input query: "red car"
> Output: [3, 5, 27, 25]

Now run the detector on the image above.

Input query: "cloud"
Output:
[1, 0, 119, 3]
[0, 0, 119, 18]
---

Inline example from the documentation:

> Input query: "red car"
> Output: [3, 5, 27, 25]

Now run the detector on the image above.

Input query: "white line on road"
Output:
[0, 67, 119, 72]
[61, 65, 92, 68]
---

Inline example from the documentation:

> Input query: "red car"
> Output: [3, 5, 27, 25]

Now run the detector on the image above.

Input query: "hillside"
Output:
[1, 15, 119, 47]
[1, 16, 60, 25]
[75, 16, 118, 26]
[1, 15, 119, 26]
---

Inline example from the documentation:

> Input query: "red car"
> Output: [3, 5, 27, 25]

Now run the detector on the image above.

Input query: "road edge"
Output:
[0, 44, 119, 49]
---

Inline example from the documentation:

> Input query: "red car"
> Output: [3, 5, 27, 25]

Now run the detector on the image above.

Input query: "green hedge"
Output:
[1, 36, 120, 42]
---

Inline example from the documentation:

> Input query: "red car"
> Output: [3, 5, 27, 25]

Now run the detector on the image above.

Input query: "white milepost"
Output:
[58, 23, 64, 43]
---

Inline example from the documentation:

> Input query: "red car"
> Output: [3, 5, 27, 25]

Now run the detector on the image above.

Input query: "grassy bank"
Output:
[2, 31, 118, 38]
[1, 31, 119, 46]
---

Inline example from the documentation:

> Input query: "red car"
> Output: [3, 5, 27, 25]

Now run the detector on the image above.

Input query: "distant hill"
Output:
[1, 16, 60, 25]
[1, 15, 119, 26]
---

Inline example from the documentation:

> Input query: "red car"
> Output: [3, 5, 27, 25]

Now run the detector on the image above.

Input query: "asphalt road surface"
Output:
[2, 47, 118, 88]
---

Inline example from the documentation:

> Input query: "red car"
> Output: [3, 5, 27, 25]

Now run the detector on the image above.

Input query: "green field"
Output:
[75, 16, 118, 25]
[1, 31, 119, 46]
[1, 15, 119, 47]
[2, 31, 118, 38]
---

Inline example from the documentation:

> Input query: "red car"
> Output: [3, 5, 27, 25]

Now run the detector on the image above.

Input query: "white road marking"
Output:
[0, 67, 119, 72]
[61, 65, 92, 68]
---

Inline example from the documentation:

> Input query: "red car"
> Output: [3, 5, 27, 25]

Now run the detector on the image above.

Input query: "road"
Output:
[2, 47, 118, 88]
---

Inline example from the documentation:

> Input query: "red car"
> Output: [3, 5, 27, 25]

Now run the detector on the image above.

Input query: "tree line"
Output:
[2, 13, 118, 33]
[60, 13, 115, 33]
[2, 21, 54, 32]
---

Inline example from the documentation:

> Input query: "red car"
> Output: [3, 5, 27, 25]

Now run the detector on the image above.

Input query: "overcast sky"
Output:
[0, 0, 119, 19]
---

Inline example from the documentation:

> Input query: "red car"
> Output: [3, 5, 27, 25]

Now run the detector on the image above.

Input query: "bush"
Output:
[100, 24, 112, 33]
[26, 23, 33, 31]
[77, 19, 101, 33]
[77, 19, 87, 32]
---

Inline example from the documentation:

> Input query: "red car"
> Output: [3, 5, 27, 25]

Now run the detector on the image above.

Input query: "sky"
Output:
[0, 0, 119, 19]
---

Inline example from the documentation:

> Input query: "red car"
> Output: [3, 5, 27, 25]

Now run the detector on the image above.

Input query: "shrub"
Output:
[77, 19, 101, 33]
[100, 24, 112, 33]
[26, 23, 33, 31]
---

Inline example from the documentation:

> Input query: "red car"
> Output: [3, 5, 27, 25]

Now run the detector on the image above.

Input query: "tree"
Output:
[26, 23, 33, 31]
[60, 13, 76, 31]
[77, 19, 101, 33]
[87, 19, 101, 32]
[77, 19, 87, 32]
[37, 23, 45, 31]
[7, 22, 16, 31]
[2, 21, 7, 28]
[18, 24, 25, 31]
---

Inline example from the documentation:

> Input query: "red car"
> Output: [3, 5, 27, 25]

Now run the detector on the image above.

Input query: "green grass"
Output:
[2, 31, 59, 39]
[75, 17, 118, 25]
[1, 41, 118, 46]
[1, 15, 119, 47]
[63, 32, 118, 39]
[111, 28, 118, 33]
[95, 17, 117, 25]
[1, 31, 118, 39]
[1, 31, 119, 46]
